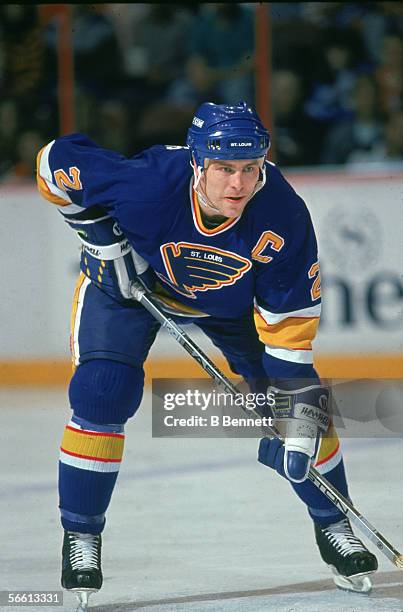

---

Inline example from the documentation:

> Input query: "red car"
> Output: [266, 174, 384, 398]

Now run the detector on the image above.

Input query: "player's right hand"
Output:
[257, 436, 314, 483]
[258, 385, 330, 483]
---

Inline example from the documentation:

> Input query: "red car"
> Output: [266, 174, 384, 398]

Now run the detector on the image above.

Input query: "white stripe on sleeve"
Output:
[39, 141, 72, 204]
[265, 345, 313, 364]
[255, 300, 321, 325]
[40, 141, 86, 214]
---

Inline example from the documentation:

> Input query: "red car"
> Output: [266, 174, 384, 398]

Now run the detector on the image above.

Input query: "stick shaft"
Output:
[132, 283, 402, 567]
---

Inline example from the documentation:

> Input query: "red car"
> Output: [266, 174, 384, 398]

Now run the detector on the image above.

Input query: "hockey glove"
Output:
[258, 436, 287, 478]
[64, 209, 155, 301]
[258, 385, 330, 483]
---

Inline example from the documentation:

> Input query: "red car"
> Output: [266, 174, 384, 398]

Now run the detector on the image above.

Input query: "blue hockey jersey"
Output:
[37, 134, 322, 379]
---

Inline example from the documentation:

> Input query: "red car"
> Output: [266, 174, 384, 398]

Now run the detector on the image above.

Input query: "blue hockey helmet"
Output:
[187, 101, 270, 169]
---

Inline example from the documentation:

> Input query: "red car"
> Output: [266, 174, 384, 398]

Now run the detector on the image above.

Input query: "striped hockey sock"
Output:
[59, 417, 125, 534]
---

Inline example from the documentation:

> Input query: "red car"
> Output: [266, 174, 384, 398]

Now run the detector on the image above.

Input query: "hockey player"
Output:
[36, 102, 377, 608]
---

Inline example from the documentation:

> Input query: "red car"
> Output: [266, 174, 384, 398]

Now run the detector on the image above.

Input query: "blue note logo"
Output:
[157, 242, 252, 298]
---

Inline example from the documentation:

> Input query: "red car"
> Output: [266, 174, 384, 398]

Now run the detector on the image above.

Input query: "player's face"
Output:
[202, 159, 262, 217]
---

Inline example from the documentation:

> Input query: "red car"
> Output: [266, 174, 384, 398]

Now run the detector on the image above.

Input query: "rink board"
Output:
[1, 169, 403, 386]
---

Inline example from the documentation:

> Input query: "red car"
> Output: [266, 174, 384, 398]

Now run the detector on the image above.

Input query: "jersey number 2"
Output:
[54, 167, 82, 191]
[309, 262, 321, 300]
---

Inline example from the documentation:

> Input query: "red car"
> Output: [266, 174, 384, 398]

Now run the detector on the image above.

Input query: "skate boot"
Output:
[315, 518, 378, 593]
[61, 530, 102, 610]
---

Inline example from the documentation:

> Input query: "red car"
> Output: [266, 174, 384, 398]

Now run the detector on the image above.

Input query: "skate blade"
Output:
[330, 566, 373, 593]
[72, 589, 98, 611]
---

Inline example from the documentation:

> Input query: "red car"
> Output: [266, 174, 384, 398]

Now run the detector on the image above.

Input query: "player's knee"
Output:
[228, 355, 267, 385]
[69, 359, 144, 424]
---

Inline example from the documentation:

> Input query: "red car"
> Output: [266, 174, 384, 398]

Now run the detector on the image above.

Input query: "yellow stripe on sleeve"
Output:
[254, 309, 319, 350]
[36, 147, 71, 206]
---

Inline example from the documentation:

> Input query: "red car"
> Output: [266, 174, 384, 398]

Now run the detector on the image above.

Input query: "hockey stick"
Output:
[130, 281, 403, 570]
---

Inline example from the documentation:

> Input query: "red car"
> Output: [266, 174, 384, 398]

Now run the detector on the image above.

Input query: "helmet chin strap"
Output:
[190, 159, 267, 214]
[191, 161, 222, 213]
[251, 162, 267, 198]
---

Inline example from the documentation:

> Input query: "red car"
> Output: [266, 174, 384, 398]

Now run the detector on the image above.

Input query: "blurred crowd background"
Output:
[1, 2, 403, 182]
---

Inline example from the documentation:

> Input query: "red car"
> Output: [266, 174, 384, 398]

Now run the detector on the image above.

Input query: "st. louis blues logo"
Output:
[157, 242, 252, 298]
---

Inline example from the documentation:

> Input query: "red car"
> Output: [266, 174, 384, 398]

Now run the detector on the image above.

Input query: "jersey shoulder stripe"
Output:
[37, 142, 72, 206]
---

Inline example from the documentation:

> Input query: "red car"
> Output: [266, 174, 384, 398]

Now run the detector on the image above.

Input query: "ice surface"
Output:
[0, 389, 402, 611]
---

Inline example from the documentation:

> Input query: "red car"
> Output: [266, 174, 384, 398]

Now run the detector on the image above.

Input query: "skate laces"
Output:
[323, 519, 367, 558]
[68, 532, 100, 571]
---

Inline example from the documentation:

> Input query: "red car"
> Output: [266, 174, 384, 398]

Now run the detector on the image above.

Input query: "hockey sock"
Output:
[59, 418, 125, 534]
[291, 428, 349, 527]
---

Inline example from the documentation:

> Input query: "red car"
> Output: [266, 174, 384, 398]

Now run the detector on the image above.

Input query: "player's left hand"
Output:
[258, 385, 330, 483]
[258, 436, 286, 478]
[64, 212, 155, 301]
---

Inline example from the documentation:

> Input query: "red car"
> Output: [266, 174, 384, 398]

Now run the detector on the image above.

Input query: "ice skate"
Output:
[61, 530, 102, 610]
[315, 518, 378, 593]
